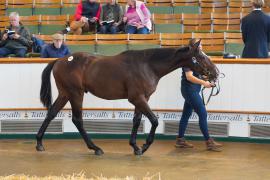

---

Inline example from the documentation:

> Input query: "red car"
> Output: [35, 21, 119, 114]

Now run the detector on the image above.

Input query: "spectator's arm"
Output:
[0, 41, 6, 47]
[66, 46, 71, 56]
[75, 1, 83, 21]
[41, 46, 49, 58]
[17, 28, 32, 48]
[100, 6, 104, 22]
[117, 6, 124, 25]
[95, 4, 102, 21]
[0, 31, 8, 47]
[267, 20, 270, 44]
[140, 3, 151, 26]
[241, 20, 246, 43]
[0, 39, 7, 47]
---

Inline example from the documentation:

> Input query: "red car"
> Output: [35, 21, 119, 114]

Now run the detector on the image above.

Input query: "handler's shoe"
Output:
[206, 138, 222, 152]
[175, 137, 194, 148]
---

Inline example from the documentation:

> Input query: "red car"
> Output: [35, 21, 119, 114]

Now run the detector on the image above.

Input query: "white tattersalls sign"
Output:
[160, 112, 244, 122]
[82, 111, 111, 119]
[0, 110, 269, 137]
[0, 111, 21, 119]
[250, 114, 270, 123]
[29, 111, 66, 119]
[0, 110, 268, 123]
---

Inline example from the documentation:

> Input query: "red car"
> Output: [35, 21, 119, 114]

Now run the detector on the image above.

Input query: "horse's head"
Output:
[185, 39, 219, 82]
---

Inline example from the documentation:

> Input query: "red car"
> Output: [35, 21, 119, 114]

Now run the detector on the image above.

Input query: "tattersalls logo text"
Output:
[0, 111, 20, 119]
[82, 111, 109, 119]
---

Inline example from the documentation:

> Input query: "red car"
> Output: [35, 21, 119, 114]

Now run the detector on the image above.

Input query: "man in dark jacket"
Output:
[99, 0, 123, 34]
[68, 0, 101, 35]
[0, 12, 32, 57]
[241, 0, 270, 58]
[41, 33, 71, 58]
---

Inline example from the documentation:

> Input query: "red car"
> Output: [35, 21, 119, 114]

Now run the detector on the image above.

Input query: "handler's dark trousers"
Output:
[178, 80, 210, 140]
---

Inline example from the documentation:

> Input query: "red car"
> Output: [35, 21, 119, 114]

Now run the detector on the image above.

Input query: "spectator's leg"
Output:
[110, 25, 119, 34]
[118, 23, 125, 33]
[95, 23, 99, 33]
[125, 25, 137, 34]
[86, 22, 97, 33]
[0, 47, 13, 57]
[70, 21, 84, 35]
[14, 48, 27, 58]
[137, 27, 150, 34]
[82, 21, 90, 33]
[99, 25, 108, 34]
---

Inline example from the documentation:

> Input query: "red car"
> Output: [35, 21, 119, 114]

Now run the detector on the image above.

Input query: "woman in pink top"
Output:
[123, 0, 152, 34]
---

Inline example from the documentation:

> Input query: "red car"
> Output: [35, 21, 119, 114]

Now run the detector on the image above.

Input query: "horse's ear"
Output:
[194, 39, 201, 49]
[189, 39, 201, 50]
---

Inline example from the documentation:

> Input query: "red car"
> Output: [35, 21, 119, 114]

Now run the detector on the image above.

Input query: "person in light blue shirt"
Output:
[41, 33, 70, 58]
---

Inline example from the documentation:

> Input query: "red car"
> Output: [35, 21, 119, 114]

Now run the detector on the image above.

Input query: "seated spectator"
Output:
[99, 0, 123, 34]
[123, 0, 152, 34]
[64, 0, 101, 35]
[41, 33, 70, 58]
[0, 12, 32, 58]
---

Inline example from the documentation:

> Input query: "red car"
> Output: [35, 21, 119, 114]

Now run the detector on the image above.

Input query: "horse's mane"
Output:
[121, 46, 190, 62]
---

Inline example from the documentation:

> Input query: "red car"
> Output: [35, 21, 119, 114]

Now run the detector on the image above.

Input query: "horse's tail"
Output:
[40, 60, 58, 109]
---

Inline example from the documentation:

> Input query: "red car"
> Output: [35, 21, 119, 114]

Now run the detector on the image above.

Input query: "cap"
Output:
[52, 33, 64, 40]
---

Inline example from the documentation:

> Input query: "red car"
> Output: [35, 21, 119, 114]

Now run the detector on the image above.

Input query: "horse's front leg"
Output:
[129, 108, 143, 155]
[129, 95, 159, 155]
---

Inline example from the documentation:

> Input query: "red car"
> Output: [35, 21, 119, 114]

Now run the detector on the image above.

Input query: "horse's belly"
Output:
[84, 62, 130, 100]
[85, 82, 128, 100]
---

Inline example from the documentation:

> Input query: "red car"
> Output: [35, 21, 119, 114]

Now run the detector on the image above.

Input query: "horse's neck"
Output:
[149, 50, 187, 79]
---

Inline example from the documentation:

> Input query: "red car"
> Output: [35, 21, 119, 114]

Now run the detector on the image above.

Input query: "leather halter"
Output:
[192, 56, 225, 105]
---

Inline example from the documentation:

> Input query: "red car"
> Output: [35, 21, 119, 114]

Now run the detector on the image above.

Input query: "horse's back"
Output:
[52, 52, 96, 92]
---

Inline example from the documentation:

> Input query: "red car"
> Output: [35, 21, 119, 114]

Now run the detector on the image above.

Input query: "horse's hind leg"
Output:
[129, 108, 143, 155]
[129, 95, 158, 155]
[36, 95, 68, 151]
[70, 93, 104, 155]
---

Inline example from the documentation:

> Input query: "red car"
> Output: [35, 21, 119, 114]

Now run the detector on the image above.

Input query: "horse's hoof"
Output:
[36, 145, 45, 151]
[95, 149, 104, 156]
[141, 144, 148, 154]
[134, 149, 142, 156]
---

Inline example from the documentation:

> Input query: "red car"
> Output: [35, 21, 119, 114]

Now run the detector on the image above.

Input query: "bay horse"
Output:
[36, 39, 219, 155]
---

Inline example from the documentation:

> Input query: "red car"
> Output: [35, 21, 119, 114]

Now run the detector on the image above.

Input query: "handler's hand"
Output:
[203, 81, 215, 88]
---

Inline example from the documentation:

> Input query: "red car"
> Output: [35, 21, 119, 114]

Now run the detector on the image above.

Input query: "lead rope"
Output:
[201, 73, 225, 106]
